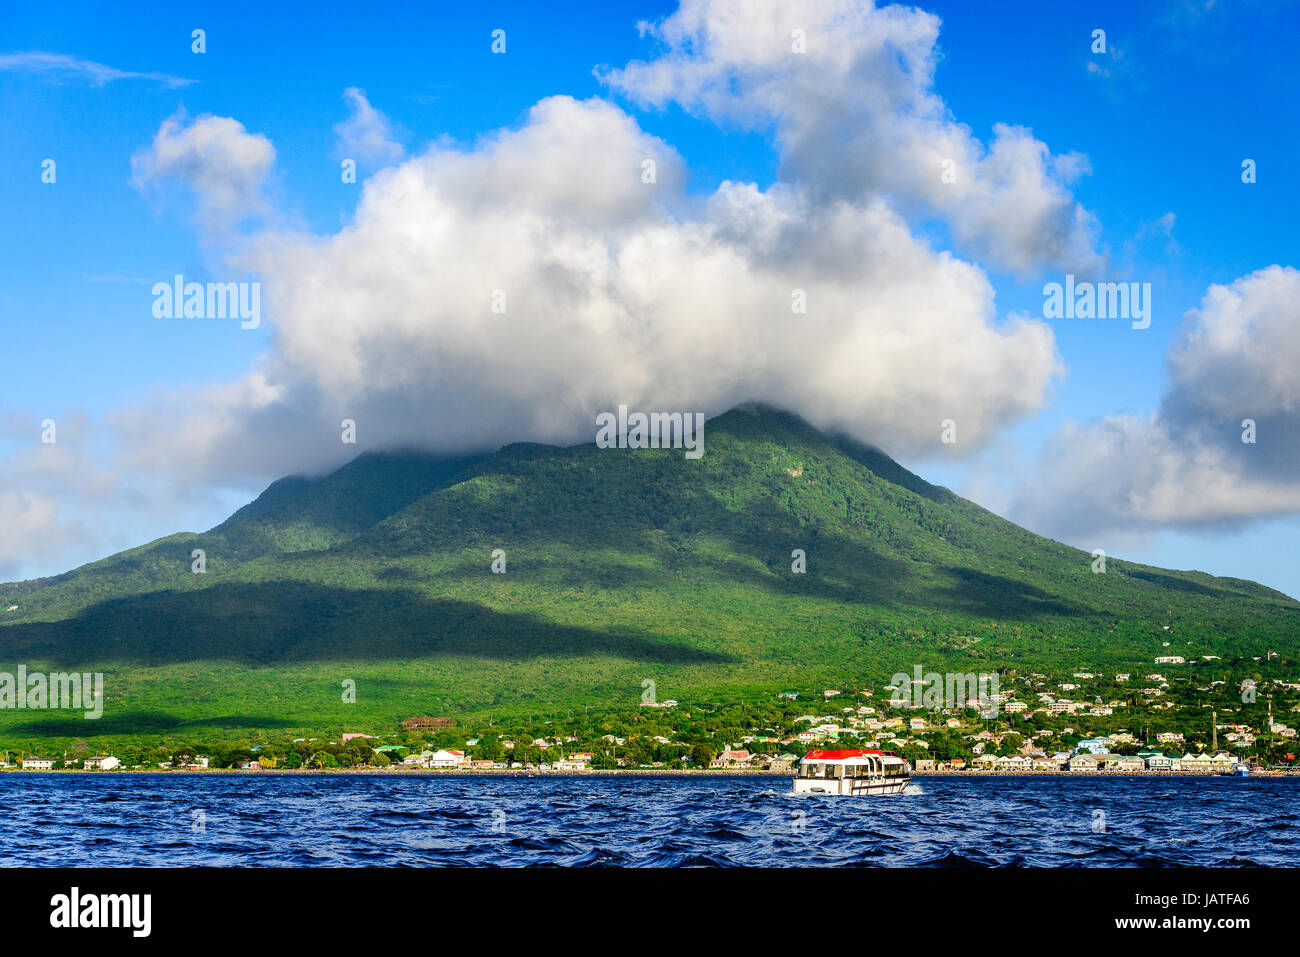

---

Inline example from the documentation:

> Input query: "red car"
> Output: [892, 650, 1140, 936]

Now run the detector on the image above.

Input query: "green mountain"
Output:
[2, 405, 1297, 742]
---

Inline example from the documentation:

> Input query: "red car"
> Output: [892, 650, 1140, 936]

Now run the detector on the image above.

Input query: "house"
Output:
[1031, 754, 1064, 771]
[552, 759, 591, 771]
[1138, 750, 1175, 770]
[1003, 701, 1027, 713]
[1075, 737, 1111, 754]
[22, 757, 55, 770]
[1206, 751, 1236, 771]
[403, 750, 435, 768]
[83, 755, 120, 770]
[428, 749, 466, 767]
[1066, 753, 1104, 771]
[1156, 732, 1184, 744]
[1177, 752, 1213, 771]
[1103, 755, 1145, 772]
[710, 749, 752, 768]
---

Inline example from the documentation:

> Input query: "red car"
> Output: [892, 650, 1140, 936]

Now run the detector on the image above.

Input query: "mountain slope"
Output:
[1, 406, 1296, 738]
[0, 449, 485, 624]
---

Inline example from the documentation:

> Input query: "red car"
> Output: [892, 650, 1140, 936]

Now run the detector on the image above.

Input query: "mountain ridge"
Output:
[1, 405, 1296, 737]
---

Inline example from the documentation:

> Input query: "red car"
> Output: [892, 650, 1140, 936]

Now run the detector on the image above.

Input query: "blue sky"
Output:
[2, 0, 1299, 595]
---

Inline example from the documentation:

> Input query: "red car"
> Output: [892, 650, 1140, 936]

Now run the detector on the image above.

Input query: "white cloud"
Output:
[13, 3, 1108, 577]
[0, 51, 193, 88]
[109, 94, 1061, 488]
[131, 113, 276, 235]
[1007, 266, 1300, 541]
[334, 87, 405, 165]
[599, 0, 1104, 277]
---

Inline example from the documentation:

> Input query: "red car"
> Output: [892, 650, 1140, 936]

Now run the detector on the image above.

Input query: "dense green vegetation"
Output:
[2, 405, 1297, 748]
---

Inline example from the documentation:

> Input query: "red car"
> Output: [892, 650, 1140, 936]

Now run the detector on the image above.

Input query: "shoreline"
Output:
[1, 767, 1294, 778]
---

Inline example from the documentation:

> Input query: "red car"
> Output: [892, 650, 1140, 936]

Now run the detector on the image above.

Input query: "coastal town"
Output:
[5, 658, 1299, 776]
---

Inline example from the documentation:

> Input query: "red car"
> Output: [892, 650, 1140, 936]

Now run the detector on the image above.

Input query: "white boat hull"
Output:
[792, 776, 910, 796]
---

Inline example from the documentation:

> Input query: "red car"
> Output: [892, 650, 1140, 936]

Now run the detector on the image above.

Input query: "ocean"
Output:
[0, 773, 1292, 867]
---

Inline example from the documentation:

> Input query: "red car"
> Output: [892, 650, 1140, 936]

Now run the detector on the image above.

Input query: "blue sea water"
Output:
[0, 774, 1293, 867]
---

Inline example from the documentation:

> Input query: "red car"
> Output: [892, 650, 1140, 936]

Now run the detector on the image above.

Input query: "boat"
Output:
[1232, 763, 1250, 777]
[792, 749, 911, 795]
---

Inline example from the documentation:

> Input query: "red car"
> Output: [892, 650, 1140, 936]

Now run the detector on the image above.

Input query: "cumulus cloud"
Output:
[131, 113, 276, 235]
[1006, 266, 1300, 541]
[11, 1, 1109, 578]
[0, 491, 92, 580]
[107, 94, 1061, 488]
[334, 87, 405, 165]
[0, 412, 246, 581]
[599, 0, 1104, 277]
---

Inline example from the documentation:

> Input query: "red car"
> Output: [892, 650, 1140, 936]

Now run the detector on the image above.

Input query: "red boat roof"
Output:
[803, 749, 897, 760]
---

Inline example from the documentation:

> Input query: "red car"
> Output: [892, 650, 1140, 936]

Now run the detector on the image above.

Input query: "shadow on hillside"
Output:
[1123, 568, 1235, 598]
[0, 712, 297, 737]
[0, 582, 737, 669]
[934, 567, 1088, 619]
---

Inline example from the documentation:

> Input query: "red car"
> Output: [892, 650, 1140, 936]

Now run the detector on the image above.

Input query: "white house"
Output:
[1104, 755, 1145, 772]
[22, 757, 55, 770]
[428, 749, 466, 767]
[83, 755, 120, 770]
